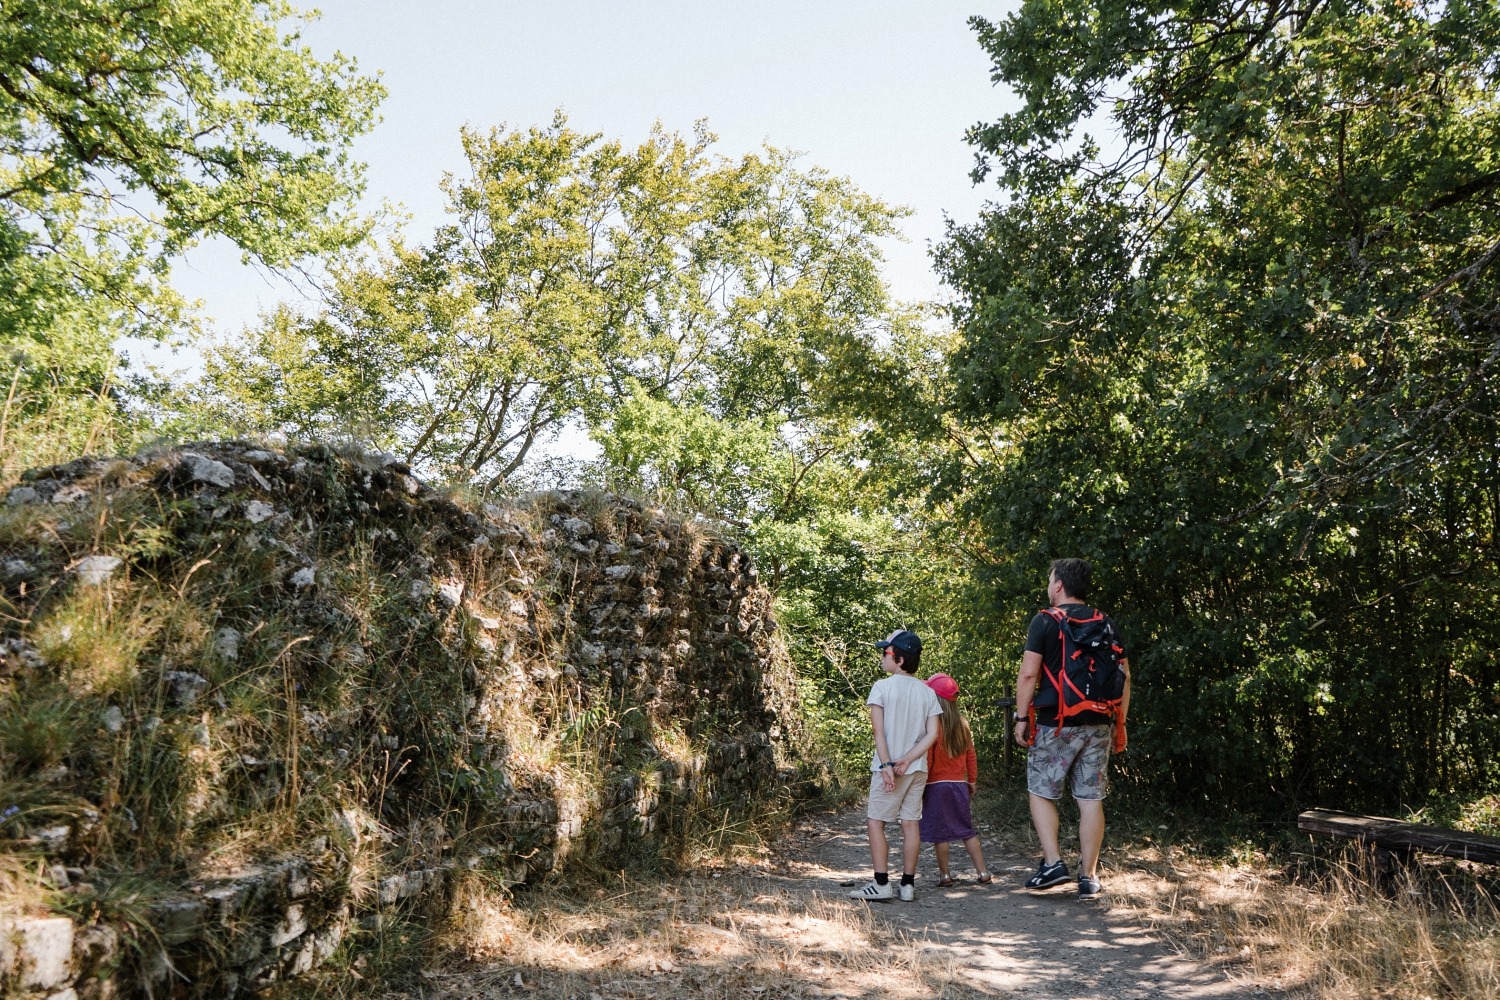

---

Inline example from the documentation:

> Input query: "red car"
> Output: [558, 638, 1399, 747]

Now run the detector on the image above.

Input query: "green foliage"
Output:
[938, 0, 1500, 813]
[0, 0, 383, 405]
[201, 114, 913, 490]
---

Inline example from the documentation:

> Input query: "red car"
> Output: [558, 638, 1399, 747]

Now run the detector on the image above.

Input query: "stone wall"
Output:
[0, 443, 813, 997]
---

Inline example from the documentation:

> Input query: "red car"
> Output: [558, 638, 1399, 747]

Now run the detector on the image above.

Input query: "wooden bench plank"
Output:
[1297, 808, 1500, 865]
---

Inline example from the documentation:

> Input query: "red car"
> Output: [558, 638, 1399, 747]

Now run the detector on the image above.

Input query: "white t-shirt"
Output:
[867, 673, 942, 773]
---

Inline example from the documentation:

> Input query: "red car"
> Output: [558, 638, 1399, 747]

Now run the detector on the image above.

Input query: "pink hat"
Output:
[926, 673, 959, 701]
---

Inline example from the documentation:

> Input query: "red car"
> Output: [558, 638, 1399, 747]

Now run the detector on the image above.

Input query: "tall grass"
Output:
[0, 384, 145, 487]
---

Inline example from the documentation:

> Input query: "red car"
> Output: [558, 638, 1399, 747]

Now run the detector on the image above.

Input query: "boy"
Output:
[849, 629, 942, 902]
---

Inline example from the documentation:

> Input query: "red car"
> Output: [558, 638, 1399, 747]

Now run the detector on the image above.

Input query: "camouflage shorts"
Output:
[1026, 724, 1111, 801]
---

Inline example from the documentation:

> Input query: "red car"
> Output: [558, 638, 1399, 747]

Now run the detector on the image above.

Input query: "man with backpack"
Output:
[1012, 558, 1131, 900]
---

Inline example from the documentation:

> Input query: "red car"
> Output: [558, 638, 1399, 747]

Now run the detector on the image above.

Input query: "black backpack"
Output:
[1033, 606, 1127, 731]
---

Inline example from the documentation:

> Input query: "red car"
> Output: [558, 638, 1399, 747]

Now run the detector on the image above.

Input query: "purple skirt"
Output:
[920, 780, 976, 843]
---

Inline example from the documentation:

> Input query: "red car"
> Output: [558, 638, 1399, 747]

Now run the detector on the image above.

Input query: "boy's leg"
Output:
[867, 818, 890, 874]
[899, 819, 922, 877]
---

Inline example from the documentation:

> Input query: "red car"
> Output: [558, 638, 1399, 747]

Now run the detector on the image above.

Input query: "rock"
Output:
[5, 486, 41, 505]
[35, 826, 70, 851]
[51, 484, 90, 504]
[0, 916, 75, 989]
[150, 898, 207, 945]
[244, 500, 276, 523]
[561, 517, 592, 538]
[436, 581, 464, 607]
[101, 706, 125, 733]
[0, 637, 45, 671]
[181, 453, 236, 488]
[74, 555, 122, 586]
[163, 671, 210, 707]
[289, 566, 316, 589]
[268, 904, 307, 948]
[213, 628, 242, 663]
[245, 465, 276, 491]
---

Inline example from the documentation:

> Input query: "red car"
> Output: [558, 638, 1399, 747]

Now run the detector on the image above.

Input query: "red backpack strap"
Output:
[1039, 607, 1068, 731]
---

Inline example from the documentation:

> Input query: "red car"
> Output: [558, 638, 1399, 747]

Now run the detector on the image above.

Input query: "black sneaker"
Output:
[1078, 875, 1102, 899]
[1025, 858, 1070, 889]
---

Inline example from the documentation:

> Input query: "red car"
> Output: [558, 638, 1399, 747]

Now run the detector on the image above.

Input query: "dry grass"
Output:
[1106, 843, 1500, 1000]
[350, 866, 994, 1000]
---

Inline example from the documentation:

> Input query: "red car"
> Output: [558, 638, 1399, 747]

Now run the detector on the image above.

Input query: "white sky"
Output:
[170, 1, 1021, 333]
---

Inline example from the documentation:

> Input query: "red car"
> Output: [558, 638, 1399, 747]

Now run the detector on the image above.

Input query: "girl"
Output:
[921, 673, 991, 886]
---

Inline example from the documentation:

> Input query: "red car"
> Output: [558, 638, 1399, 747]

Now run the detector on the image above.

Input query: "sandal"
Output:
[976, 871, 993, 885]
[936, 873, 955, 887]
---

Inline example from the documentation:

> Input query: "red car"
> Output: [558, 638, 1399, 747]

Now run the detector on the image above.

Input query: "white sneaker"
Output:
[848, 880, 893, 901]
[898, 882, 915, 902]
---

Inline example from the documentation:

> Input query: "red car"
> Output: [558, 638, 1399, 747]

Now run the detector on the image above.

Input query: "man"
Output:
[1012, 559, 1131, 900]
[848, 629, 942, 903]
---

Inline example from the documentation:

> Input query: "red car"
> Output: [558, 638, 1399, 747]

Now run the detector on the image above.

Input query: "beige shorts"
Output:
[867, 770, 928, 822]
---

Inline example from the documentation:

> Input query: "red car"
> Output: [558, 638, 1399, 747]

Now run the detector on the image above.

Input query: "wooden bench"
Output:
[1297, 808, 1500, 865]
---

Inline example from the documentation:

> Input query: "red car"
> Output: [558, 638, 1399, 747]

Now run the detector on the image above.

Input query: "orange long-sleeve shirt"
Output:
[926, 736, 977, 784]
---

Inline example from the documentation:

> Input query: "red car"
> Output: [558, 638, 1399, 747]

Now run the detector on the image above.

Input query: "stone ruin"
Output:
[0, 442, 813, 997]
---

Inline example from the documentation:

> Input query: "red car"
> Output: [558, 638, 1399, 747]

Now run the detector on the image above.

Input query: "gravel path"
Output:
[769, 807, 1271, 1000]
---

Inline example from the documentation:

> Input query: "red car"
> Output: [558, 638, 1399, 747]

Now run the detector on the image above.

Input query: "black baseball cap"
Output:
[874, 629, 922, 655]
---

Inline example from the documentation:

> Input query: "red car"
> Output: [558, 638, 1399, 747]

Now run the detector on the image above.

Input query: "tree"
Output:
[205, 115, 913, 490]
[937, 1, 1500, 813]
[0, 0, 383, 404]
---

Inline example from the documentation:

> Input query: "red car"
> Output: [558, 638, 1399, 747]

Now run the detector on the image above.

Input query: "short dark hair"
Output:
[893, 647, 921, 674]
[1049, 558, 1093, 601]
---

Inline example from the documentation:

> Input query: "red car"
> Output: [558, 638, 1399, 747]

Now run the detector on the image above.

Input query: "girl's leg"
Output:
[962, 835, 991, 881]
[934, 840, 951, 881]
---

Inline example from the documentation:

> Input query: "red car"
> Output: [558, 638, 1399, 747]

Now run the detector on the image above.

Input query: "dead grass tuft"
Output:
[1106, 845, 1500, 1000]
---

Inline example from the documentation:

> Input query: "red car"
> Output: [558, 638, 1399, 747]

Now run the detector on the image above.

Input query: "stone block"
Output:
[268, 904, 307, 948]
[163, 671, 210, 707]
[150, 898, 207, 944]
[74, 556, 122, 586]
[181, 454, 236, 488]
[0, 916, 76, 990]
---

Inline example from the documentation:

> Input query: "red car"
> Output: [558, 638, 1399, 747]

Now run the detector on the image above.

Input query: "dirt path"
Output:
[389, 803, 1278, 999]
[767, 806, 1269, 1000]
